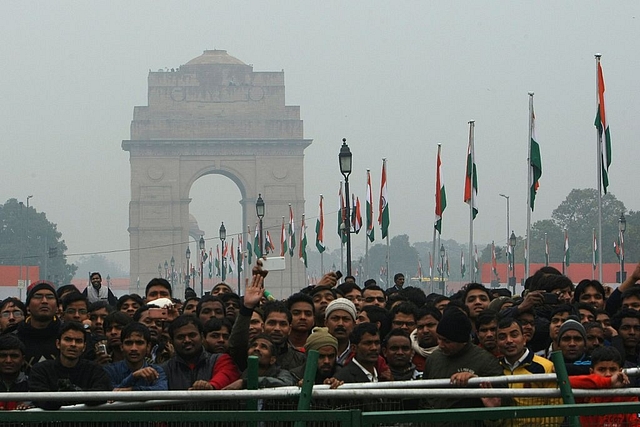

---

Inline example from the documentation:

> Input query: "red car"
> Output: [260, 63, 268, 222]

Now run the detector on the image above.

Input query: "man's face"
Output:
[89, 307, 109, 335]
[0, 302, 24, 331]
[356, 311, 370, 324]
[183, 299, 199, 315]
[343, 289, 363, 311]
[578, 308, 595, 324]
[497, 322, 526, 363]
[249, 337, 276, 368]
[553, 287, 573, 305]
[391, 313, 417, 334]
[355, 332, 380, 365]
[579, 286, 604, 310]
[395, 276, 405, 287]
[204, 327, 230, 354]
[622, 296, 640, 311]
[146, 285, 170, 302]
[477, 320, 498, 353]
[212, 285, 232, 296]
[416, 314, 439, 348]
[312, 290, 335, 319]
[325, 310, 354, 342]
[382, 335, 413, 370]
[586, 327, 605, 354]
[362, 289, 385, 308]
[249, 311, 264, 341]
[435, 299, 450, 314]
[264, 312, 291, 346]
[57, 329, 86, 363]
[199, 301, 225, 323]
[225, 299, 240, 321]
[437, 334, 466, 357]
[121, 332, 150, 365]
[0, 348, 24, 376]
[550, 311, 571, 341]
[516, 313, 536, 343]
[618, 317, 640, 350]
[90, 274, 102, 289]
[592, 361, 621, 378]
[120, 298, 141, 318]
[106, 322, 127, 348]
[290, 302, 314, 333]
[558, 331, 586, 362]
[597, 312, 613, 340]
[63, 301, 89, 323]
[138, 311, 161, 343]
[317, 345, 337, 377]
[172, 323, 203, 359]
[28, 289, 57, 321]
[464, 289, 490, 318]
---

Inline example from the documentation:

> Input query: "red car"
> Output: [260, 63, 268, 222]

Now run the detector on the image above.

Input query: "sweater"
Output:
[103, 360, 168, 390]
[161, 350, 239, 390]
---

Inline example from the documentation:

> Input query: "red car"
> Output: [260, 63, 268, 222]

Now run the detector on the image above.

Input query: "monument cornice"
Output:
[122, 138, 312, 156]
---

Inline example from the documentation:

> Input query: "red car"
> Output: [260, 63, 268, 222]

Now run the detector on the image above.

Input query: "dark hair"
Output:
[574, 302, 597, 320]
[145, 278, 172, 298]
[61, 292, 88, 311]
[463, 283, 492, 302]
[57, 284, 80, 299]
[0, 334, 26, 355]
[573, 280, 606, 303]
[386, 292, 408, 310]
[551, 304, 577, 318]
[88, 300, 113, 314]
[611, 308, 640, 330]
[361, 305, 391, 338]
[497, 317, 522, 333]
[90, 272, 102, 280]
[428, 294, 450, 307]
[169, 315, 203, 339]
[121, 322, 151, 343]
[382, 328, 410, 348]
[363, 279, 377, 288]
[475, 309, 499, 330]
[58, 321, 87, 340]
[105, 311, 133, 330]
[203, 317, 233, 335]
[117, 294, 144, 311]
[539, 275, 574, 293]
[621, 287, 640, 304]
[393, 273, 405, 282]
[336, 282, 362, 297]
[0, 297, 26, 317]
[525, 267, 561, 292]
[363, 284, 384, 293]
[399, 287, 428, 308]
[417, 305, 442, 322]
[391, 301, 419, 321]
[249, 333, 276, 356]
[350, 322, 379, 345]
[221, 292, 240, 304]
[196, 295, 225, 318]
[583, 321, 604, 333]
[590, 346, 623, 367]
[286, 293, 315, 314]
[262, 301, 292, 324]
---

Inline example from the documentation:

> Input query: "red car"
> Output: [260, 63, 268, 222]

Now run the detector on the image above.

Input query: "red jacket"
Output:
[570, 374, 640, 426]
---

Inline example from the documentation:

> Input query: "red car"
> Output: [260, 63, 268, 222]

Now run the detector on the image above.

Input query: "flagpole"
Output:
[468, 120, 475, 283]
[432, 145, 439, 294]
[545, 233, 549, 266]
[384, 158, 390, 287]
[592, 228, 596, 280]
[595, 53, 604, 283]
[526, 92, 534, 279]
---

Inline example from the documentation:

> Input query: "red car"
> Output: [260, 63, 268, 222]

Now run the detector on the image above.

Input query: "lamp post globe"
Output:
[509, 231, 517, 294]
[256, 194, 265, 258]
[185, 246, 191, 289]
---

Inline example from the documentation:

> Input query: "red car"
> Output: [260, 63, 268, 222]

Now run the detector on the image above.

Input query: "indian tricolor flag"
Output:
[280, 217, 287, 257]
[593, 228, 598, 271]
[529, 101, 542, 211]
[315, 195, 326, 253]
[434, 144, 447, 234]
[464, 122, 478, 219]
[595, 56, 612, 194]
[288, 204, 296, 257]
[378, 159, 390, 238]
[366, 170, 375, 242]
[564, 229, 570, 267]
[299, 214, 308, 267]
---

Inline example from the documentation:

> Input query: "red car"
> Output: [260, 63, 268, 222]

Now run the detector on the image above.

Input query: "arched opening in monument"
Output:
[186, 173, 244, 295]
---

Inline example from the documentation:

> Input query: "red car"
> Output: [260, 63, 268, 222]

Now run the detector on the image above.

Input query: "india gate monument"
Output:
[122, 50, 311, 298]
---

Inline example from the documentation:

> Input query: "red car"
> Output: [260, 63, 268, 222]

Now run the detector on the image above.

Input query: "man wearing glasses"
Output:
[362, 285, 386, 309]
[0, 297, 26, 333]
[60, 293, 90, 326]
[14, 281, 61, 373]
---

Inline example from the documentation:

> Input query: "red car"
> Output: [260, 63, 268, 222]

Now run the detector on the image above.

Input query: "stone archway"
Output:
[122, 50, 311, 298]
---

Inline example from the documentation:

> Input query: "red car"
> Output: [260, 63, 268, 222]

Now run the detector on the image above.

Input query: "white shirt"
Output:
[351, 357, 378, 382]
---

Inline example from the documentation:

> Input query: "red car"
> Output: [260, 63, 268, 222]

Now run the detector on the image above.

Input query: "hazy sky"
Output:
[2, 1, 639, 276]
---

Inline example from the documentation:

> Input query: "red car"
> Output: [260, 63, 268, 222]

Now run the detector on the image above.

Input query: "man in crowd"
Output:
[196, 295, 226, 323]
[390, 302, 418, 335]
[0, 298, 26, 334]
[362, 285, 386, 309]
[203, 318, 232, 354]
[286, 293, 315, 348]
[61, 292, 90, 325]
[463, 283, 492, 321]
[336, 282, 363, 311]
[475, 310, 500, 357]
[557, 319, 591, 375]
[411, 306, 440, 371]
[0, 334, 29, 410]
[325, 298, 357, 366]
[382, 328, 420, 380]
[29, 321, 112, 409]
[386, 273, 405, 295]
[310, 285, 336, 327]
[88, 301, 112, 336]
[262, 301, 306, 370]
[162, 315, 239, 390]
[83, 272, 117, 306]
[611, 308, 640, 366]
[104, 323, 167, 391]
[335, 323, 382, 383]
[291, 327, 342, 387]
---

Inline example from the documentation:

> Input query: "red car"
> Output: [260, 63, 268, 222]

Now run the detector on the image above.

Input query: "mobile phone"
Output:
[335, 270, 343, 280]
[261, 256, 286, 272]
[148, 307, 168, 319]
[96, 343, 107, 354]
[543, 293, 559, 305]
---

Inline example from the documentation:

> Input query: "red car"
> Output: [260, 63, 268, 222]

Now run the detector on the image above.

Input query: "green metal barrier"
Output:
[550, 349, 580, 427]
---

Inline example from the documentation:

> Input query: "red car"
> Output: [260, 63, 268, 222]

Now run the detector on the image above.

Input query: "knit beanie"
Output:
[325, 298, 357, 321]
[26, 281, 58, 307]
[557, 318, 587, 344]
[304, 327, 339, 352]
[436, 307, 472, 343]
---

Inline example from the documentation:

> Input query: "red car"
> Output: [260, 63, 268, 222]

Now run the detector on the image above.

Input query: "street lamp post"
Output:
[199, 235, 205, 296]
[499, 194, 510, 263]
[164, 260, 168, 280]
[256, 194, 265, 258]
[619, 212, 627, 283]
[220, 222, 227, 282]
[185, 246, 191, 290]
[170, 256, 175, 289]
[157, 263, 162, 278]
[439, 244, 446, 294]
[509, 231, 517, 294]
[339, 138, 353, 276]
[25, 195, 33, 289]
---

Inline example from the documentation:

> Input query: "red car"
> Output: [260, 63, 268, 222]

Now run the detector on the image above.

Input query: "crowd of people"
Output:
[1, 262, 640, 424]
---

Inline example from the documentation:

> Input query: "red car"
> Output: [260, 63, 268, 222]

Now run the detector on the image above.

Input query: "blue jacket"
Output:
[104, 360, 168, 390]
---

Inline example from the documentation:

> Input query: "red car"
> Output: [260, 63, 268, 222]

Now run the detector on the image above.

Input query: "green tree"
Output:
[368, 234, 419, 286]
[0, 198, 76, 286]
[73, 255, 127, 279]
